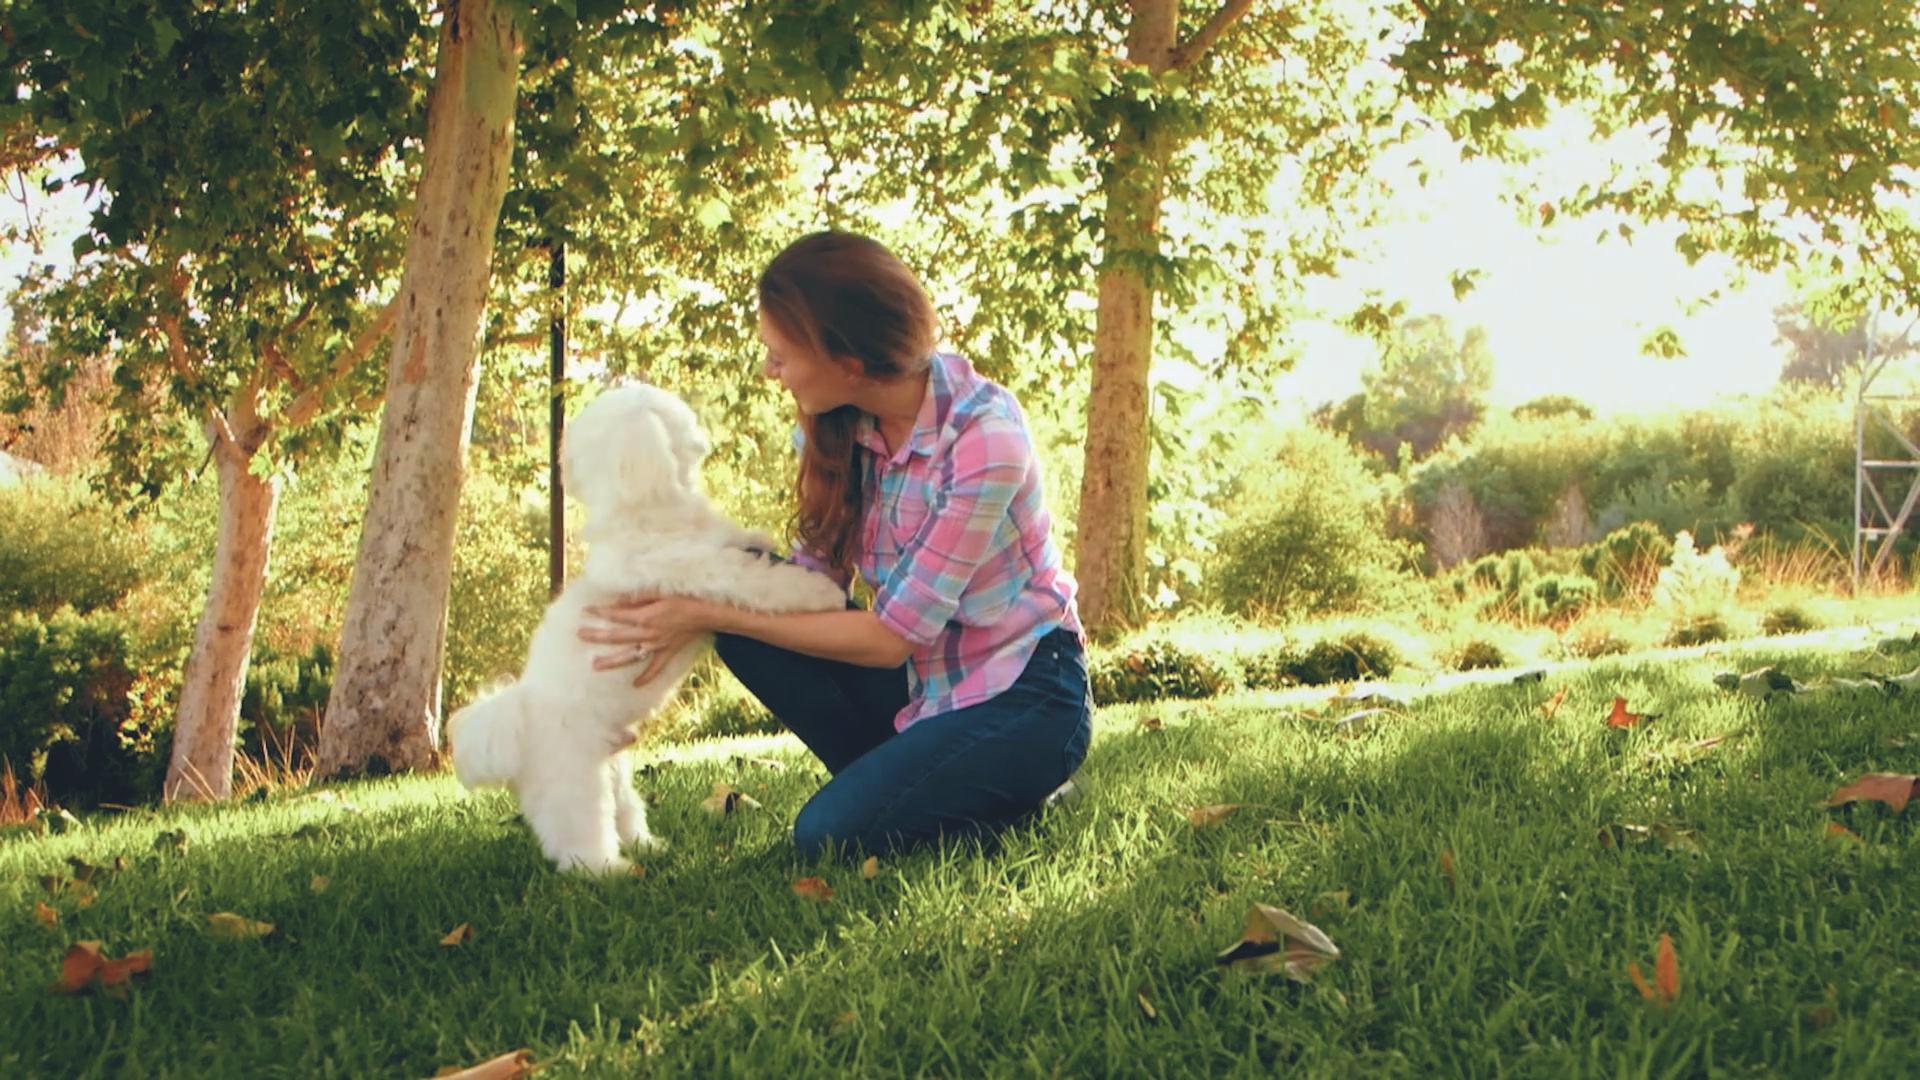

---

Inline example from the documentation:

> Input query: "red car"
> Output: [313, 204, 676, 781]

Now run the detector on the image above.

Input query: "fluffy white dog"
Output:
[448, 383, 848, 872]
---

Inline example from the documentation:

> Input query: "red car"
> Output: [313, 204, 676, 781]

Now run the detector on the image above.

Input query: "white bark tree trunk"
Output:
[317, 0, 522, 780]
[1073, 0, 1178, 637]
[164, 393, 277, 802]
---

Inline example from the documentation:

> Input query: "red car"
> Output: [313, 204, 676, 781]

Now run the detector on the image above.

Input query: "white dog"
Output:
[448, 383, 848, 872]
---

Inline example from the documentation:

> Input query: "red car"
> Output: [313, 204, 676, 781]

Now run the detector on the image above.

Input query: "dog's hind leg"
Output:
[519, 743, 627, 873]
[609, 754, 664, 853]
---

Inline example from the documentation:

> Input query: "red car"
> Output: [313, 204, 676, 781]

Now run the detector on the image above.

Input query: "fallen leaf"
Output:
[700, 782, 761, 815]
[1184, 804, 1244, 828]
[431, 1049, 537, 1079]
[1215, 903, 1340, 982]
[629, 863, 647, 879]
[1601, 822, 1704, 856]
[1332, 708, 1392, 735]
[74, 887, 96, 909]
[1438, 848, 1457, 889]
[1539, 687, 1569, 718]
[860, 856, 879, 880]
[1826, 773, 1919, 812]
[152, 829, 190, 852]
[1824, 822, 1863, 843]
[34, 900, 58, 929]
[310, 875, 331, 893]
[1511, 669, 1546, 685]
[1655, 933, 1680, 1001]
[298, 790, 363, 813]
[1138, 715, 1165, 732]
[1137, 991, 1158, 1020]
[1629, 933, 1679, 1005]
[827, 1010, 859, 1037]
[35, 807, 81, 834]
[792, 876, 834, 902]
[1713, 666, 1801, 700]
[440, 923, 473, 947]
[1606, 696, 1655, 728]
[1309, 889, 1352, 917]
[732, 756, 786, 771]
[66, 856, 113, 884]
[206, 912, 274, 940]
[52, 941, 151, 996]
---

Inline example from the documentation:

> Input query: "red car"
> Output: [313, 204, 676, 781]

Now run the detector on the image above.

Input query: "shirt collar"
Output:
[856, 353, 946, 463]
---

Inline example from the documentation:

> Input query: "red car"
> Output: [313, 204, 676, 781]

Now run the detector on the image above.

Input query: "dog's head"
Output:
[447, 685, 530, 789]
[561, 382, 711, 511]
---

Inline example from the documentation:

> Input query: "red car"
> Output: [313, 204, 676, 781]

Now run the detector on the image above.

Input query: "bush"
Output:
[1761, 604, 1819, 636]
[0, 607, 167, 808]
[1666, 614, 1732, 647]
[1577, 522, 1673, 599]
[1563, 623, 1632, 659]
[1652, 530, 1741, 631]
[1521, 572, 1599, 623]
[1286, 630, 1399, 685]
[0, 478, 147, 615]
[1208, 425, 1417, 619]
[1451, 638, 1507, 670]
[1090, 635, 1240, 706]
[445, 473, 553, 708]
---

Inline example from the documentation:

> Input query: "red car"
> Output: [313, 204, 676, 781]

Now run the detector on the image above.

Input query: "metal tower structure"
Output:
[1852, 312, 1920, 588]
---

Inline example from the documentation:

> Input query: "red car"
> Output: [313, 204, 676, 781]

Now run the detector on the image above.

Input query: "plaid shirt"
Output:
[794, 351, 1082, 731]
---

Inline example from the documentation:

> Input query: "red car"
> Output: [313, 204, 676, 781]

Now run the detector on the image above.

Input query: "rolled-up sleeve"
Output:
[870, 419, 1027, 647]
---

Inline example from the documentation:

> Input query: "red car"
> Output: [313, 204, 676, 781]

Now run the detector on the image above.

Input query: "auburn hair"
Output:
[758, 231, 936, 581]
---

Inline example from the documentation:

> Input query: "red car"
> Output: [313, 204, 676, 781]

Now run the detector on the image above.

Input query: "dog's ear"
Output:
[563, 387, 687, 510]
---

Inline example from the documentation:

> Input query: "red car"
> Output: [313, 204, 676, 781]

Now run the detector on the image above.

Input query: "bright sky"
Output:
[1271, 115, 1798, 418]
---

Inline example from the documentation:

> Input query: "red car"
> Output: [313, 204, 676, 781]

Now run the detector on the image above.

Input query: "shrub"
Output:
[1286, 630, 1399, 685]
[1666, 614, 1731, 647]
[1451, 638, 1507, 670]
[1761, 604, 1819, 636]
[445, 473, 553, 708]
[1652, 530, 1741, 628]
[1208, 425, 1417, 619]
[0, 477, 147, 615]
[0, 607, 167, 808]
[1521, 572, 1599, 623]
[1577, 522, 1673, 599]
[1563, 623, 1632, 659]
[1089, 635, 1240, 706]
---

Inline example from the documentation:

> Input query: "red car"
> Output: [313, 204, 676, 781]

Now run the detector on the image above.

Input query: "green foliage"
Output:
[0, 477, 145, 615]
[1290, 630, 1399, 684]
[1761, 604, 1819, 636]
[1208, 423, 1418, 619]
[1665, 614, 1732, 648]
[1577, 522, 1673, 599]
[239, 642, 333, 747]
[1332, 314, 1494, 461]
[1652, 531, 1742, 630]
[444, 473, 552, 710]
[1450, 638, 1508, 671]
[1089, 635, 1239, 707]
[0, 607, 164, 808]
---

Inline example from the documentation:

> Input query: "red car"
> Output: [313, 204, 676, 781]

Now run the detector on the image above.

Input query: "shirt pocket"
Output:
[886, 484, 934, 549]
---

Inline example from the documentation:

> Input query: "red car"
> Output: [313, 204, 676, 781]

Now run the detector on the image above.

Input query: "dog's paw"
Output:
[621, 831, 668, 854]
[556, 850, 632, 875]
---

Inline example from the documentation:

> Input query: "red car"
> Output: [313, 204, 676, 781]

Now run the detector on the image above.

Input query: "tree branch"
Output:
[278, 294, 401, 430]
[160, 310, 242, 455]
[1170, 0, 1257, 71]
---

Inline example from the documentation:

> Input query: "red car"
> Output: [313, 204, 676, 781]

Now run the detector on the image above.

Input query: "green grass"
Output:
[6, 638, 1920, 1078]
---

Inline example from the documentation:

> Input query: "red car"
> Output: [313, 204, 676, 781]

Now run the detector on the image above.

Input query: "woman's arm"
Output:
[581, 596, 914, 686]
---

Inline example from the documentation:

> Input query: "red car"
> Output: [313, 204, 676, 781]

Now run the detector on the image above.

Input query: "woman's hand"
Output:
[580, 594, 721, 686]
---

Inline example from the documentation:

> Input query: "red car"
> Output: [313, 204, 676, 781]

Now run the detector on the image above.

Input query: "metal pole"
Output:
[548, 241, 567, 599]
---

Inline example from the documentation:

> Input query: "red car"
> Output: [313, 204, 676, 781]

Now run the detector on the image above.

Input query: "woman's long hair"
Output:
[758, 231, 936, 581]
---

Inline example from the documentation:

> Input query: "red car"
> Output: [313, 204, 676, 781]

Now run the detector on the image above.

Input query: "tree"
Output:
[316, 0, 523, 779]
[1325, 314, 1493, 461]
[1, 0, 425, 799]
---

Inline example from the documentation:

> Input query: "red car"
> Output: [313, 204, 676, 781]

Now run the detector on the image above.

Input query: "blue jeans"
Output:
[713, 627, 1092, 860]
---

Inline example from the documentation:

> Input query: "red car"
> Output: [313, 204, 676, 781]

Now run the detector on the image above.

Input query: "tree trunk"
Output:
[1073, 0, 1178, 638]
[165, 407, 277, 802]
[318, 0, 521, 781]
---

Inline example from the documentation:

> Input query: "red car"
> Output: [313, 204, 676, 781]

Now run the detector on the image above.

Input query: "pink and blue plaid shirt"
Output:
[794, 351, 1082, 731]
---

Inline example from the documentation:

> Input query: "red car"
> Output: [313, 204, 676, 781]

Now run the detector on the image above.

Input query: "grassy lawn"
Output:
[5, 636, 1920, 1078]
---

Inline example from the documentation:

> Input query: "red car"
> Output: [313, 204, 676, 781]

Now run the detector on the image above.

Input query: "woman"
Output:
[581, 230, 1090, 859]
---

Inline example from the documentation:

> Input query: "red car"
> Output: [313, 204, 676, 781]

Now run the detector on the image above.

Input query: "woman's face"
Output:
[758, 308, 858, 416]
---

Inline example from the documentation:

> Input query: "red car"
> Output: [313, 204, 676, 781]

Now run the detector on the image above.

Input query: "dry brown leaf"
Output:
[1184, 804, 1244, 828]
[732, 756, 786, 771]
[860, 856, 879, 881]
[34, 900, 58, 929]
[430, 1049, 536, 1080]
[1136, 992, 1158, 1020]
[1540, 687, 1569, 718]
[1826, 773, 1919, 812]
[1138, 715, 1165, 732]
[629, 863, 647, 879]
[699, 782, 761, 815]
[1606, 696, 1655, 728]
[440, 923, 473, 947]
[74, 888, 96, 909]
[310, 875, 331, 893]
[1824, 822, 1863, 842]
[1629, 933, 1680, 1005]
[52, 941, 151, 995]
[792, 876, 834, 902]
[206, 912, 275, 940]
[1439, 848, 1457, 888]
[1215, 903, 1340, 982]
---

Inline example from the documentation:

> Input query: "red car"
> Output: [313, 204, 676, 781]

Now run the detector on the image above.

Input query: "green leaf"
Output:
[151, 15, 182, 57]
[694, 197, 731, 231]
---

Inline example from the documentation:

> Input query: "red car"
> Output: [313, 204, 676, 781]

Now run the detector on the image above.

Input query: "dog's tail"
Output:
[448, 683, 527, 789]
